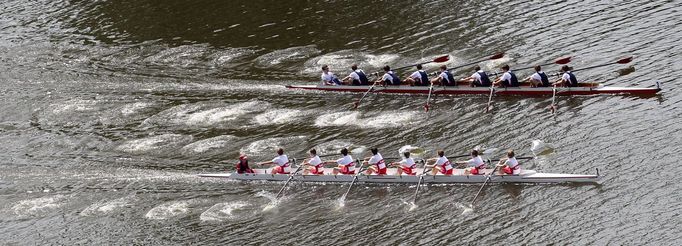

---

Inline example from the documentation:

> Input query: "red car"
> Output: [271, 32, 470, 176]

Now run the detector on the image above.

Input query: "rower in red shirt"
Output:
[234, 153, 254, 174]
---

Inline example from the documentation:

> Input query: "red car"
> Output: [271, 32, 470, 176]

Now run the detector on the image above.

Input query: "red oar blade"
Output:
[555, 56, 572, 65]
[490, 52, 505, 60]
[432, 55, 450, 63]
[616, 56, 633, 64]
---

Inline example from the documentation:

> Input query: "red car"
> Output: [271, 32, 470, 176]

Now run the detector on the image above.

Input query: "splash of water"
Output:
[256, 190, 280, 212]
[456, 202, 474, 215]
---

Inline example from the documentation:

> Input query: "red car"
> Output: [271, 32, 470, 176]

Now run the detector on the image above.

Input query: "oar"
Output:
[274, 159, 301, 199]
[550, 84, 558, 113]
[394, 55, 450, 71]
[446, 52, 505, 72]
[352, 78, 379, 109]
[470, 165, 498, 207]
[572, 57, 633, 72]
[515, 56, 572, 71]
[484, 78, 496, 113]
[353, 55, 450, 109]
[339, 159, 364, 202]
[411, 160, 430, 204]
[423, 83, 435, 112]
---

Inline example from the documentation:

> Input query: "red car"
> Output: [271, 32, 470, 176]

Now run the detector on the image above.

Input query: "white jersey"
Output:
[500, 71, 512, 81]
[435, 156, 452, 170]
[368, 153, 385, 169]
[337, 155, 355, 171]
[309, 155, 322, 166]
[530, 71, 545, 82]
[381, 71, 397, 83]
[467, 156, 485, 168]
[409, 71, 421, 79]
[504, 157, 520, 174]
[561, 72, 571, 82]
[272, 155, 289, 167]
[349, 69, 364, 81]
[321, 71, 337, 85]
[399, 157, 416, 168]
[471, 70, 485, 82]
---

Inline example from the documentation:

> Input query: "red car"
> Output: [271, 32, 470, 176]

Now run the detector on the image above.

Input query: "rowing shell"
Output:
[198, 167, 603, 184]
[285, 82, 660, 96]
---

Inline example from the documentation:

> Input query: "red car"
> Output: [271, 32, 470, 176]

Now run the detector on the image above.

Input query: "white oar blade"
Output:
[531, 140, 555, 156]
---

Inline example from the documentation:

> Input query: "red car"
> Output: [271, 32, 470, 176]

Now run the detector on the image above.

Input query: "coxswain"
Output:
[390, 151, 416, 175]
[375, 65, 401, 86]
[460, 66, 492, 87]
[430, 65, 456, 86]
[553, 65, 578, 87]
[326, 147, 356, 175]
[320, 65, 342, 85]
[493, 64, 519, 87]
[257, 148, 290, 174]
[525, 65, 550, 87]
[404, 64, 430, 86]
[342, 64, 370, 86]
[456, 149, 486, 175]
[496, 150, 521, 175]
[426, 150, 453, 175]
[363, 148, 387, 175]
[234, 153, 254, 174]
[302, 148, 324, 175]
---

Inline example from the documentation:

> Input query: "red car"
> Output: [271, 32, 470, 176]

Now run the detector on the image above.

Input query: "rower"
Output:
[460, 66, 492, 87]
[426, 150, 453, 175]
[363, 148, 387, 175]
[456, 149, 486, 175]
[258, 148, 290, 174]
[327, 147, 356, 175]
[496, 150, 521, 175]
[553, 65, 578, 87]
[235, 153, 254, 174]
[302, 148, 324, 175]
[430, 65, 456, 86]
[493, 64, 519, 87]
[390, 151, 416, 175]
[375, 65, 401, 86]
[525, 65, 550, 87]
[320, 65, 342, 86]
[404, 64, 430, 86]
[341, 64, 370, 86]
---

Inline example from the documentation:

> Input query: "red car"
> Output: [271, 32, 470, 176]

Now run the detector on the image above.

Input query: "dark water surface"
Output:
[1, 0, 680, 245]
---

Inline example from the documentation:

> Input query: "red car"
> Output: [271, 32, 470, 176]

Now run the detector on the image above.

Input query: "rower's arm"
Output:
[257, 161, 274, 166]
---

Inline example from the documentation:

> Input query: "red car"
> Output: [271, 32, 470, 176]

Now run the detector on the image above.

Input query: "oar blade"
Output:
[555, 56, 572, 65]
[616, 56, 633, 64]
[352, 101, 359, 109]
[490, 52, 505, 60]
[424, 103, 430, 112]
[433, 55, 450, 63]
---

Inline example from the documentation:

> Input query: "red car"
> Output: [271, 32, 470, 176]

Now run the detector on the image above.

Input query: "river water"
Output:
[1, 0, 680, 245]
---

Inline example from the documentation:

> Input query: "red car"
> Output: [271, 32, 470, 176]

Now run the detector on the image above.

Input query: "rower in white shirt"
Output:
[325, 147, 356, 175]
[496, 150, 521, 175]
[460, 65, 492, 87]
[493, 64, 519, 87]
[374, 65, 401, 86]
[390, 151, 417, 175]
[456, 149, 486, 175]
[430, 65, 457, 86]
[302, 148, 324, 175]
[363, 148, 386, 175]
[257, 148, 290, 174]
[404, 64, 430, 86]
[320, 65, 342, 85]
[524, 65, 551, 87]
[553, 65, 578, 87]
[426, 150, 453, 175]
[341, 64, 370, 86]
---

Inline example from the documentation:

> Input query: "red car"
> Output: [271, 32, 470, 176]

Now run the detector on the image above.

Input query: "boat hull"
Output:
[285, 83, 660, 96]
[198, 168, 602, 184]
